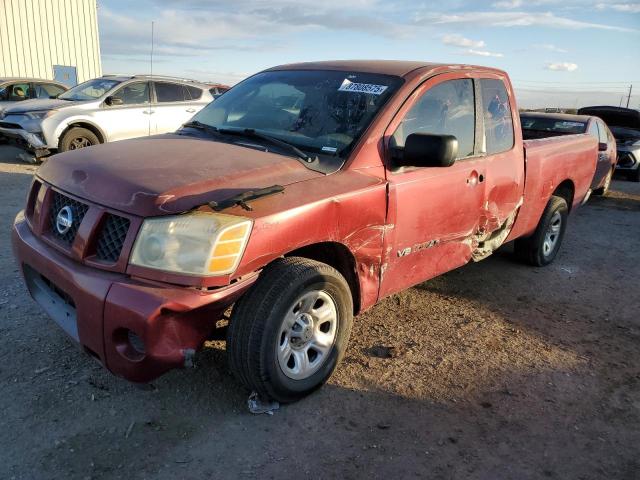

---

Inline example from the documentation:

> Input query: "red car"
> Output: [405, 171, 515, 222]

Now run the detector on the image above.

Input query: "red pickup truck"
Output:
[12, 61, 598, 402]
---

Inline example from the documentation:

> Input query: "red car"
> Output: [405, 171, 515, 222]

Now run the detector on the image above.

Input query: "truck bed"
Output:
[508, 134, 598, 240]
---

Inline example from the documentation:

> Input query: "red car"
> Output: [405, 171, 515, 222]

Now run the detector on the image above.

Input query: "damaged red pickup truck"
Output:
[12, 61, 598, 402]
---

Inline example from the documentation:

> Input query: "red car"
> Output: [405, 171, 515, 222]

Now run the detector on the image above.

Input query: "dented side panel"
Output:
[234, 168, 389, 312]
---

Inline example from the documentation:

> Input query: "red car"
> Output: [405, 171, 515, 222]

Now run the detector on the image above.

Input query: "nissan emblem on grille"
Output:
[55, 206, 74, 235]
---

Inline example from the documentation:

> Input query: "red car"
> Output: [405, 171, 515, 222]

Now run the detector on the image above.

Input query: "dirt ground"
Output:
[0, 144, 639, 480]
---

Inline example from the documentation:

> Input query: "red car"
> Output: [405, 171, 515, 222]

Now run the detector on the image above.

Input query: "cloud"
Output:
[534, 43, 568, 53]
[99, 0, 413, 60]
[441, 34, 486, 48]
[492, 0, 525, 8]
[463, 49, 504, 57]
[596, 2, 640, 13]
[546, 62, 578, 71]
[416, 11, 638, 33]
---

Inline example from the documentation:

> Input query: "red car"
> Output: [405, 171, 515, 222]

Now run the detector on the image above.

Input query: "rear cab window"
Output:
[480, 78, 514, 154]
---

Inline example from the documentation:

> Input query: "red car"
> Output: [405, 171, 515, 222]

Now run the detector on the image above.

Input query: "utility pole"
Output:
[626, 84, 632, 108]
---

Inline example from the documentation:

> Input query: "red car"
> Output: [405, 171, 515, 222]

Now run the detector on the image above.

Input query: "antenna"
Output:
[150, 21, 155, 78]
[626, 84, 632, 109]
[148, 21, 155, 137]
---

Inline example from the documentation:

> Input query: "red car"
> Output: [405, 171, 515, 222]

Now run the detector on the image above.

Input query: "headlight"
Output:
[25, 110, 56, 119]
[130, 212, 252, 276]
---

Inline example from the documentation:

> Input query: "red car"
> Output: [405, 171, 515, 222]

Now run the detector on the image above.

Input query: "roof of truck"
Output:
[265, 60, 491, 77]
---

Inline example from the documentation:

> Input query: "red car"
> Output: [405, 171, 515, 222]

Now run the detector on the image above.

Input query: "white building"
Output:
[0, 0, 101, 85]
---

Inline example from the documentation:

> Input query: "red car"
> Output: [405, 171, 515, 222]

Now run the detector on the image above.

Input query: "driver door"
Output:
[379, 75, 487, 298]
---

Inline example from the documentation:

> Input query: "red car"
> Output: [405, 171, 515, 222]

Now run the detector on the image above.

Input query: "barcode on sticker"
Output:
[322, 146, 338, 153]
[338, 79, 388, 95]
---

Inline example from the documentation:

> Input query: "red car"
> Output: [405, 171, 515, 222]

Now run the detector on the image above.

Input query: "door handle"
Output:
[186, 108, 196, 113]
[466, 171, 485, 186]
[143, 110, 155, 115]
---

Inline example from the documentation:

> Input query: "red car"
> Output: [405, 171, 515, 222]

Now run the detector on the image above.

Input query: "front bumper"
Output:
[0, 125, 50, 157]
[12, 213, 255, 383]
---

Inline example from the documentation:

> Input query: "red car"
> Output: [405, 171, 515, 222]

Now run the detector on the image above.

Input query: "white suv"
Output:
[0, 75, 214, 160]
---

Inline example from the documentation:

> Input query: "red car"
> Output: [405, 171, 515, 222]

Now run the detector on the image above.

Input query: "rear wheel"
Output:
[227, 257, 353, 403]
[514, 195, 568, 267]
[629, 167, 640, 183]
[59, 127, 100, 152]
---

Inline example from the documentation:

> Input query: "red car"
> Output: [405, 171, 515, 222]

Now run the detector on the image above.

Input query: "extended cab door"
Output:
[594, 119, 615, 188]
[379, 75, 487, 298]
[93, 81, 152, 141]
[476, 77, 525, 234]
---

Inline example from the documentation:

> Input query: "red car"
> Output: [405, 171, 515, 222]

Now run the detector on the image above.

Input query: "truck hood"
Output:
[37, 134, 324, 217]
[4, 98, 83, 114]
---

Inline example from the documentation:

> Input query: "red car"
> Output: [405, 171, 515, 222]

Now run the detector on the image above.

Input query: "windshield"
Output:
[521, 116, 587, 134]
[58, 78, 121, 101]
[189, 70, 403, 162]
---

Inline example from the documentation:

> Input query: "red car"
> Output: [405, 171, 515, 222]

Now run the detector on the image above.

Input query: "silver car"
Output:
[0, 77, 68, 115]
[0, 75, 214, 160]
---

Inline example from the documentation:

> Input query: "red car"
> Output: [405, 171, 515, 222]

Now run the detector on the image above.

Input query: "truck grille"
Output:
[48, 191, 89, 245]
[95, 214, 130, 263]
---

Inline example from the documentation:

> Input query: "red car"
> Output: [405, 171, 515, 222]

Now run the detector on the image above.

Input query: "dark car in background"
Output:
[578, 106, 640, 182]
[521, 112, 617, 195]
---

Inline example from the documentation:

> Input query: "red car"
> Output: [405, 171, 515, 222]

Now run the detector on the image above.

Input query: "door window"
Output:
[596, 121, 608, 144]
[111, 82, 150, 105]
[2, 83, 31, 101]
[155, 82, 186, 103]
[480, 79, 514, 154]
[35, 83, 66, 99]
[392, 79, 475, 159]
[184, 85, 202, 100]
[587, 121, 599, 140]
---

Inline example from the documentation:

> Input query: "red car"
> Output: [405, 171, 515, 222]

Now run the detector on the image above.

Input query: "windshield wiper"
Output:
[218, 128, 314, 163]
[208, 185, 285, 212]
[181, 120, 222, 136]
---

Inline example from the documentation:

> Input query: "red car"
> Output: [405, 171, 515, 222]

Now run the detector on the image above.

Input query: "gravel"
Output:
[1, 145, 638, 480]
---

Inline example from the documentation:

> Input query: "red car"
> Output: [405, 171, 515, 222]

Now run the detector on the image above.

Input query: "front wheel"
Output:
[629, 167, 640, 183]
[514, 195, 568, 267]
[59, 127, 100, 152]
[227, 257, 353, 403]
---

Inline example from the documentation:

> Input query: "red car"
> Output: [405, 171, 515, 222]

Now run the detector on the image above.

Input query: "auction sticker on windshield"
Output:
[338, 79, 388, 95]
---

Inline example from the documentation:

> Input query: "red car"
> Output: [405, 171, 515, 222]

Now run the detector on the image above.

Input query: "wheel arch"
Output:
[284, 241, 362, 315]
[57, 120, 106, 148]
[552, 179, 575, 211]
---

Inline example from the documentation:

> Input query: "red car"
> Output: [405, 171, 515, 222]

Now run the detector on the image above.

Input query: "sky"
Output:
[98, 0, 640, 109]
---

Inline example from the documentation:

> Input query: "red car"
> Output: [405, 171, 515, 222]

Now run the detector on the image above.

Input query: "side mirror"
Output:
[105, 96, 123, 106]
[397, 133, 458, 168]
[598, 142, 608, 152]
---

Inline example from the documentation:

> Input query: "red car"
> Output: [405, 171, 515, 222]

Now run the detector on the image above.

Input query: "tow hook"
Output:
[182, 348, 196, 368]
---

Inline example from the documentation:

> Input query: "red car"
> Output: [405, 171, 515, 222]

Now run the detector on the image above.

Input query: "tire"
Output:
[227, 257, 353, 403]
[593, 168, 613, 196]
[514, 195, 568, 267]
[59, 127, 100, 152]
[629, 167, 640, 183]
